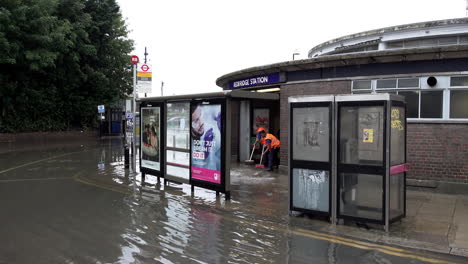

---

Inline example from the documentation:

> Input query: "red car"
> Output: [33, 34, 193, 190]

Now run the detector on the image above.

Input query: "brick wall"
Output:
[279, 81, 351, 166]
[407, 123, 468, 183]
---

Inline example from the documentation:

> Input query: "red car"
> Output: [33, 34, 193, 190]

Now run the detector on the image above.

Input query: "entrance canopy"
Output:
[137, 90, 279, 199]
[139, 90, 279, 103]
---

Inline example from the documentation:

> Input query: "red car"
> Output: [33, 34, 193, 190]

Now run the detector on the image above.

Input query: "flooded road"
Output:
[0, 137, 464, 263]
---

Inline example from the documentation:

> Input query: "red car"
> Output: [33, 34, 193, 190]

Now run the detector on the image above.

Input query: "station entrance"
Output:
[232, 96, 281, 165]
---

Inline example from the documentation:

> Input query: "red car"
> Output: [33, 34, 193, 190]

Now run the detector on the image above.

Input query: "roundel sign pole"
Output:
[130, 55, 139, 172]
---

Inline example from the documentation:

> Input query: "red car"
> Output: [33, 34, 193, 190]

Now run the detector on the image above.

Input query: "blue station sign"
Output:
[229, 73, 284, 89]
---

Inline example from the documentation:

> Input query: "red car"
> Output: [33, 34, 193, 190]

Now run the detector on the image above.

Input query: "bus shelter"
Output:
[138, 90, 279, 200]
[289, 93, 407, 231]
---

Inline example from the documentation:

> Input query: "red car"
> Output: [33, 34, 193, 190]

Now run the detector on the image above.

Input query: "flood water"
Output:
[0, 136, 464, 263]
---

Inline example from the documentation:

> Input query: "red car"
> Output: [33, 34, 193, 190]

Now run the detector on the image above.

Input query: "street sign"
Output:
[131, 55, 139, 65]
[126, 112, 134, 120]
[141, 64, 150, 72]
[137, 63, 152, 93]
[97, 105, 105, 113]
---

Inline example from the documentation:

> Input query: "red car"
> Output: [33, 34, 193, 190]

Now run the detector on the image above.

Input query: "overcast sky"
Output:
[116, 0, 467, 96]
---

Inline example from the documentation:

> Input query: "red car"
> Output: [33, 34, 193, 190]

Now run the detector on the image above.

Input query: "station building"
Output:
[216, 18, 468, 184]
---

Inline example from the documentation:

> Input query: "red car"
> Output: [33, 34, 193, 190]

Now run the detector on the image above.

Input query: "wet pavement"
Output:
[0, 135, 467, 263]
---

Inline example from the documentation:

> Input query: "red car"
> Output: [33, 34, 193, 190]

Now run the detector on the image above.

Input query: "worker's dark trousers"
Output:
[263, 148, 279, 169]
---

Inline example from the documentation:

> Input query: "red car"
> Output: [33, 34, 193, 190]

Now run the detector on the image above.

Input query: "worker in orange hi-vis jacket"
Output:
[257, 128, 280, 171]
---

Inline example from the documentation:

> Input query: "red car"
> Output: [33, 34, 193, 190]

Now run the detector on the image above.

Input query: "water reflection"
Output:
[0, 137, 448, 264]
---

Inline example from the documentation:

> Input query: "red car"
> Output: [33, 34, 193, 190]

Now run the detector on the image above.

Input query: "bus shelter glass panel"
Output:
[290, 103, 331, 215]
[166, 102, 191, 182]
[141, 106, 161, 172]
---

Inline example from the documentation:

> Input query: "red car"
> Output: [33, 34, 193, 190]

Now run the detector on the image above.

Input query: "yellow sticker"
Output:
[363, 128, 374, 143]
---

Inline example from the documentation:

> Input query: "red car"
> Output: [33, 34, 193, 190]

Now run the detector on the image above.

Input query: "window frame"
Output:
[351, 76, 468, 121]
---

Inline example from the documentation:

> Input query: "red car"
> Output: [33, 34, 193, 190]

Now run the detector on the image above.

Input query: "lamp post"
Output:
[292, 52, 300, 61]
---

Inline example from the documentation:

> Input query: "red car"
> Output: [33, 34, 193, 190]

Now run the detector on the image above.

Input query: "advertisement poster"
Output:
[141, 107, 160, 171]
[252, 108, 269, 135]
[191, 103, 222, 184]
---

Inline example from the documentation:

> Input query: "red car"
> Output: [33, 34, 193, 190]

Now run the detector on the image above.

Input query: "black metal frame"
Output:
[289, 101, 333, 218]
[164, 100, 191, 184]
[139, 101, 165, 179]
[189, 98, 229, 195]
[336, 100, 387, 225]
[388, 100, 407, 224]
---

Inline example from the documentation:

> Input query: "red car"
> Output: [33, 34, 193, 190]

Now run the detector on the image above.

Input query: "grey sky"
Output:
[117, 0, 466, 96]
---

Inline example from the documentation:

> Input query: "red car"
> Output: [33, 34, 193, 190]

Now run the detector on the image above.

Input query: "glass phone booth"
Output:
[288, 96, 334, 219]
[336, 94, 406, 231]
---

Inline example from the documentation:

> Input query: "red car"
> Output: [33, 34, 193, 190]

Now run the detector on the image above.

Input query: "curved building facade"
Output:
[217, 18, 468, 183]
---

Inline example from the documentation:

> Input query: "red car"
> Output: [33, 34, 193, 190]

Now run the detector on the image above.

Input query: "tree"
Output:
[0, 0, 134, 132]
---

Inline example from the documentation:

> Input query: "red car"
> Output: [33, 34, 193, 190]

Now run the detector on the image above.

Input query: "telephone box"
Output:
[288, 96, 334, 219]
[336, 94, 406, 231]
[289, 94, 406, 231]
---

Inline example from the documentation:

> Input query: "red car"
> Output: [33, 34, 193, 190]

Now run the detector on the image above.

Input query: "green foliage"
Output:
[0, 0, 134, 132]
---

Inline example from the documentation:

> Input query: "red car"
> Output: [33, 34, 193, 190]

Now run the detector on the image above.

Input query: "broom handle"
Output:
[249, 143, 256, 160]
[259, 145, 266, 165]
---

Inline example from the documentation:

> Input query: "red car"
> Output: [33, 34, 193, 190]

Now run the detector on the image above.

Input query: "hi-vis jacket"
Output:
[264, 133, 280, 149]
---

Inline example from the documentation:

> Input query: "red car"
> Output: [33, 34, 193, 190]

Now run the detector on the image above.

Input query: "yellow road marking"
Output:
[219, 214, 457, 264]
[0, 151, 84, 175]
[73, 175, 132, 195]
[291, 228, 456, 264]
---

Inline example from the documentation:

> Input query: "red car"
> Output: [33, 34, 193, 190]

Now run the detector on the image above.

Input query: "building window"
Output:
[460, 35, 468, 44]
[376, 79, 397, 89]
[352, 76, 468, 121]
[398, 91, 419, 118]
[397, 78, 419, 88]
[386, 41, 403, 49]
[352, 80, 372, 91]
[450, 90, 468, 118]
[420, 91, 443, 118]
[386, 35, 468, 50]
[450, 76, 468, 87]
[438, 37, 458, 46]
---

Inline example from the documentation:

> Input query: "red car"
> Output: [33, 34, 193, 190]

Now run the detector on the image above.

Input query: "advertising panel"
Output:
[141, 107, 160, 171]
[252, 108, 269, 135]
[191, 103, 222, 184]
